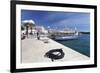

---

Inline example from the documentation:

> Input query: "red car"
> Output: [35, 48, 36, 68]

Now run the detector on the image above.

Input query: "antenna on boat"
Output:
[74, 26, 79, 36]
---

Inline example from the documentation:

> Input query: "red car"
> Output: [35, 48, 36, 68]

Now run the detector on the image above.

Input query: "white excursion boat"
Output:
[53, 32, 78, 40]
[49, 28, 79, 40]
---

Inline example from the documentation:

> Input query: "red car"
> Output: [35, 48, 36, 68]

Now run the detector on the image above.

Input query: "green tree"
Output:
[24, 22, 35, 35]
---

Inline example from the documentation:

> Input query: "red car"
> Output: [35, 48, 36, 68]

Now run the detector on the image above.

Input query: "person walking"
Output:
[37, 31, 40, 40]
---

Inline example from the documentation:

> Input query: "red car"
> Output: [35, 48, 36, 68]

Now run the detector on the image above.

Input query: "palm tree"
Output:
[23, 23, 29, 37]
[28, 23, 35, 35]
[24, 22, 35, 35]
[21, 25, 25, 30]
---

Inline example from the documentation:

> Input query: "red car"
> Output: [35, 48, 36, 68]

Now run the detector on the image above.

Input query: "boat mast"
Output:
[74, 26, 78, 36]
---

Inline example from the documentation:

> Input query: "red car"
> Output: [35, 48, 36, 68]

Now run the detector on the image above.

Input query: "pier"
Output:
[22, 37, 89, 63]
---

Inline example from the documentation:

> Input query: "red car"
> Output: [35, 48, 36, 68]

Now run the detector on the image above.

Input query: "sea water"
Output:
[56, 34, 90, 57]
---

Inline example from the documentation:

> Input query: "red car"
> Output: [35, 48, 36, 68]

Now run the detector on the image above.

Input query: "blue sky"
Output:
[21, 10, 90, 32]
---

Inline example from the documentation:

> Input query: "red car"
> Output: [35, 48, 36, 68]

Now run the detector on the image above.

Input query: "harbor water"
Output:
[56, 34, 90, 57]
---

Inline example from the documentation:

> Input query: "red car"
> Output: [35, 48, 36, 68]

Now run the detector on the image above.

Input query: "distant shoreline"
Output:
[79, 32, 90, 34]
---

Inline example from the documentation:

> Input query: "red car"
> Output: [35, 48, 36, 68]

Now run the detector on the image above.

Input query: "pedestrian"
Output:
[37, 31, 40, 40]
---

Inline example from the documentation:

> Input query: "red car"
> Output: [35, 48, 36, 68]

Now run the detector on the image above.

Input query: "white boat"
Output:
[49, 28, 79, 40]
[53, 32, 78, 40]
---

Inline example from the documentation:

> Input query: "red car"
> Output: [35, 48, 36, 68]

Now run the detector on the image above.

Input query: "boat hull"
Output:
[53, 36, 78, 41]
